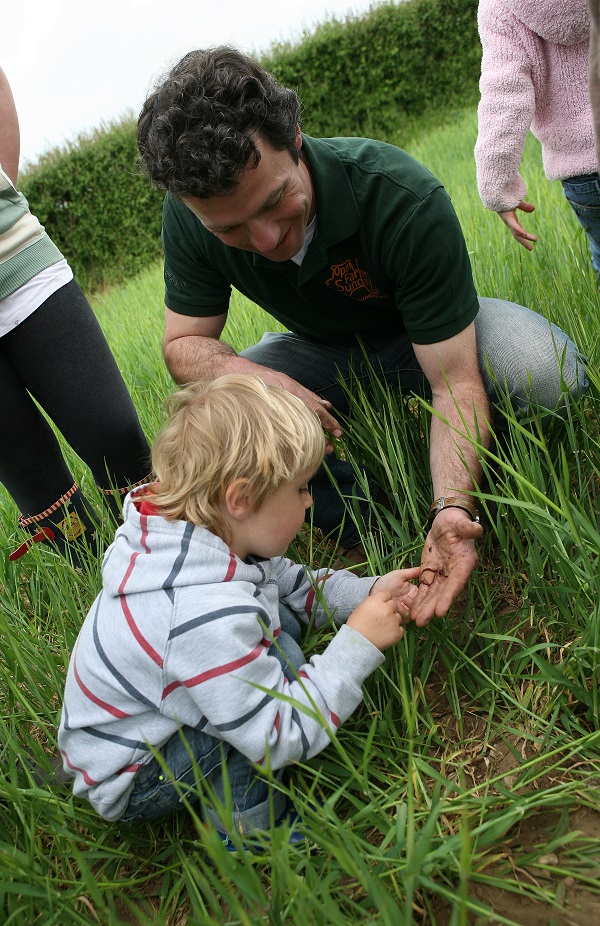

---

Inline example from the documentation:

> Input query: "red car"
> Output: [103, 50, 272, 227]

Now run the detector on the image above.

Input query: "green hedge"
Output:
[20, 0, 480, 293]
[21, 120, 164, 293]
[265, 0, 480, 138]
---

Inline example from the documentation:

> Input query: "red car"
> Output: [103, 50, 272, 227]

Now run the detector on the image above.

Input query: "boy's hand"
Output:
[498, 202, 537, 250]
[347, 589, 410, 651]
[369, 566, 421, 620]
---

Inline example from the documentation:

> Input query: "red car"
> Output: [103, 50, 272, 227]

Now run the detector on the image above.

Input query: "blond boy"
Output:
[59, 375, 420, 836]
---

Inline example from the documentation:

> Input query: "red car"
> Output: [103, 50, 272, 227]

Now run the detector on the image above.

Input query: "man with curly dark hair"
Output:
[137, 46, 587, 628]
[138, 48, 301, 199]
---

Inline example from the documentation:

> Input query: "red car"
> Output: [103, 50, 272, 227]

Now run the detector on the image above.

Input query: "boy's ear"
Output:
[223, 478, 253, 520]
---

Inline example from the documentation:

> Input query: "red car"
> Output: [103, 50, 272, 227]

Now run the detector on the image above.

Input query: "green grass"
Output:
[1, 106, 600, 925]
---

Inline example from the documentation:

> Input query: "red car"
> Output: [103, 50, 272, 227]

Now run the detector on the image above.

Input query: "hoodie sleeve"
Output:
[474, 0, 534, 211]
[273, 557, 377, 627]
[163, 581, 385, 770]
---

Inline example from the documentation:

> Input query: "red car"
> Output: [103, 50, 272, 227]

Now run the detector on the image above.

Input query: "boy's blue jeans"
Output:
[562, 172, 600, 274]
[120, 604, 305, 832]
[241, 296, 588, 546]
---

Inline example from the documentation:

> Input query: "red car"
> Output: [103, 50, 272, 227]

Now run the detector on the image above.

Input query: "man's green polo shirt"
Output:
[162, 135, 479, 346]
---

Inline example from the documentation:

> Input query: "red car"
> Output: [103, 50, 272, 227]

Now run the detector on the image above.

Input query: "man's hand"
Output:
[409, 509, 483, 627]
[411, 327, 489, 626]
[260, 369, 342, 441]
[498, 202, 537, 250]
[369, 566, 422, 620]
[162, 307, 343, 444]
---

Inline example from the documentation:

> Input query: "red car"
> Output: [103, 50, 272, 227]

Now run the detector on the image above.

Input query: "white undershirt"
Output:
[290, 216, 317, 266]
[0, 259, 73, 337]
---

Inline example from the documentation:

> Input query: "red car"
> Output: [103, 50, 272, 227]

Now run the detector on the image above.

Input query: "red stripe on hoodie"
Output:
[304, 571, 333, 617]
[223, 550, 237, 581]
[304, 586, 315, 617]
[61, 749, 98, 787]
[139, 512, 151, 554]
[162, 643, 263, 699]
[118, 551, 164, 668]
[73, 646, 131, 719]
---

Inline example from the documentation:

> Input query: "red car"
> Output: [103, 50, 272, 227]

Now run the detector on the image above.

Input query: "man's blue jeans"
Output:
[241, 297, 588, 544]
[562, 172, 600, 274]
[120, 604, 305, 832]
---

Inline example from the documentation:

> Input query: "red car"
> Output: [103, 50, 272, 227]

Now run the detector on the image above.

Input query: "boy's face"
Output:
[231, 470, 314, 561]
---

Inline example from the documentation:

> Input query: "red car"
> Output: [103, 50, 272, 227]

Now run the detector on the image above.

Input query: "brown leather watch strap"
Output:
[428, 496, 480, 526]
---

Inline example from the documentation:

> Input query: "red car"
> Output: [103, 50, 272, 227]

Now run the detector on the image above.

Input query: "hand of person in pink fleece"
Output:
[498, 201, 538, 250]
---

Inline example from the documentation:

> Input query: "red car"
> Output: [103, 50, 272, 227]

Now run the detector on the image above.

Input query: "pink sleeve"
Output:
[474, 0, 534, 211]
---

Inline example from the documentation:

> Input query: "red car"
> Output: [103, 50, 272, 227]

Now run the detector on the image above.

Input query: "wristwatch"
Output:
[428, 496, 480, 527]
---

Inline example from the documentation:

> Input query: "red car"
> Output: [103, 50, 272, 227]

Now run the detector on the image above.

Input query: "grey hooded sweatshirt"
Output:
[58, 490, 384, 820]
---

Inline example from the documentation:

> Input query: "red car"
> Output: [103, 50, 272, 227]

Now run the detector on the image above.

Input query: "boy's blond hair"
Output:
[149, 374, 326, 541]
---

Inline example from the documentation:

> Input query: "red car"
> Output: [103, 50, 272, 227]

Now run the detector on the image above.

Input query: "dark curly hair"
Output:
[137, 47, 301, 198]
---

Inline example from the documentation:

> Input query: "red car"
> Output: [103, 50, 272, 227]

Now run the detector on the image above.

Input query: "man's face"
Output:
[183, 127, 315, 262]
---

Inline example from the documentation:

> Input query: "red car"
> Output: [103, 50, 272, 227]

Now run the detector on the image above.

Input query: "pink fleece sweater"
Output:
[475, 0, 597, 212]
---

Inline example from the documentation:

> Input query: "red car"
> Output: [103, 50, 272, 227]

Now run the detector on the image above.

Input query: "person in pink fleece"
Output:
[588, 0, 600, 164]
[475, 0, 600, 273]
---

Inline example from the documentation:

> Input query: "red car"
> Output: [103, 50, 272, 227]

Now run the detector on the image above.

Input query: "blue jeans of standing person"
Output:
[241, 297, 588, 546]
[562, 173, 600, 274]
[119, 603, 305, 832]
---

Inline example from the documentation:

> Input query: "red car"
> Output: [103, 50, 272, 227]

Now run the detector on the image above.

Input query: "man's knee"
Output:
[474, 297, 588, 413]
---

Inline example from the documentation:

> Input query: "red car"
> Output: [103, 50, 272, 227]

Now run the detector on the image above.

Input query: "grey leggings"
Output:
[0, 279, 150, 521]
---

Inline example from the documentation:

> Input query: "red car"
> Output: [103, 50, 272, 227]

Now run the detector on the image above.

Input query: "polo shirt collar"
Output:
[301, 134, 361, 247]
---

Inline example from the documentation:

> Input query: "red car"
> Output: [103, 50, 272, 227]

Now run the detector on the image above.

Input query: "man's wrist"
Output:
[428, 496, 480, 527]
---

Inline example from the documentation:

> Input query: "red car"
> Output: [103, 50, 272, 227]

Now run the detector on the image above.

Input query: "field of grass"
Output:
[1, 106, 600, 925]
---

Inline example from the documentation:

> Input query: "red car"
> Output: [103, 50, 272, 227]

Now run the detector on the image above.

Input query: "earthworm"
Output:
[419, 567, 449, 587]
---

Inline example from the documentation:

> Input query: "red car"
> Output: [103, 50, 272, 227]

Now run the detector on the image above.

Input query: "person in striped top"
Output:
[58, 374, 420, 835]
[0, 67, 151, 562]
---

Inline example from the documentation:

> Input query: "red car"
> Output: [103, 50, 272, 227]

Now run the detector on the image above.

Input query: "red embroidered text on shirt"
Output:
[325, 259, 380, 300]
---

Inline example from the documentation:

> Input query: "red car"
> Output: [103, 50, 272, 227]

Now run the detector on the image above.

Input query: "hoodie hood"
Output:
[500, 0, 589, 45]
[101, 490, 262, 599]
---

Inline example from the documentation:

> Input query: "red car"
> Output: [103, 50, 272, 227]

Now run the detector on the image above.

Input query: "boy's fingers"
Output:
[402, 566, 422, 580]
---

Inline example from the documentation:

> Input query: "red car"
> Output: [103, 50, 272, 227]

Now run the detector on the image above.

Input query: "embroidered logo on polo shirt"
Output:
[165, 268, 187, 289]
[326, 259, 380, 301]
